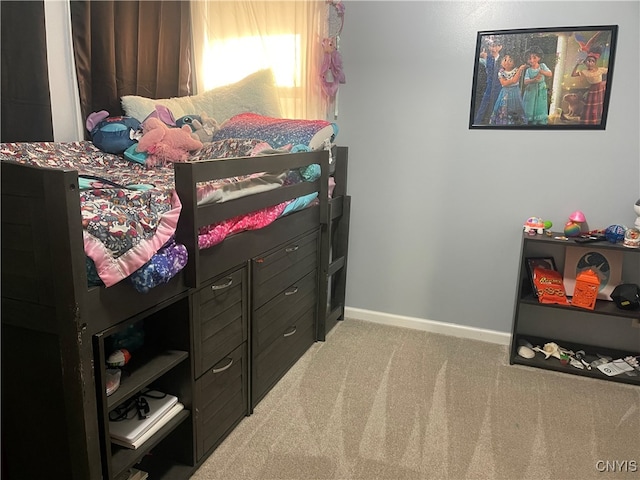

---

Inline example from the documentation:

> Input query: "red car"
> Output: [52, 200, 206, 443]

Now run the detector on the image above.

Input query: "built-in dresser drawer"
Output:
[253, 270, 317, 353]
[252, 230, 318, 308]
[195, 343, 248, 460]
[192, 266, 247, 379]
[251, 270, 317, 407]
[252, 303, 315, 407]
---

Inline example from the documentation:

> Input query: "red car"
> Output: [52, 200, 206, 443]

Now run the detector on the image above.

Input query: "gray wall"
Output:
[338, 1, 640, 333]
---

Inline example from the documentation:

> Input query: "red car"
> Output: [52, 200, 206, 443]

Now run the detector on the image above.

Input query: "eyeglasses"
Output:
[109, 391, 166, 422]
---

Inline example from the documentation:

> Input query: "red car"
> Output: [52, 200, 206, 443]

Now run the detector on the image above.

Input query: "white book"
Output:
[111, 403, 184, 450]
[124, 468, 149, 480]
[109, 390, 178, 444]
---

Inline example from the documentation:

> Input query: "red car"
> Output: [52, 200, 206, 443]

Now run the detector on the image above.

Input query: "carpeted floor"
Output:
[190, 318, 640, 480]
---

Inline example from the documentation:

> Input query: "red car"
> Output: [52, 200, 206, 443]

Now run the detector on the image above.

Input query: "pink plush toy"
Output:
[320, 37, 346, 98]
[137, 117, 203, 167]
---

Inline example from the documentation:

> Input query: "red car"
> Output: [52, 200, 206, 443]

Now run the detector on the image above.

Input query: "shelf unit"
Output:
[510, 232, 640, 386]
[93, 296, 194, 479]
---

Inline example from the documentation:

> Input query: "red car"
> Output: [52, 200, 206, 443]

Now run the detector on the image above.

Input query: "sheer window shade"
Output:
[190, 1, 327, 120]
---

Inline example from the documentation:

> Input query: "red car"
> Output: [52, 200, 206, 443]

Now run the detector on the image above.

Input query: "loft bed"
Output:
[0, 138, 350, 478]
[0, 122, 350, 350]
[1, 65, 351, 477]
[1, 66, 350, 331]
[0, 141, 349, 335]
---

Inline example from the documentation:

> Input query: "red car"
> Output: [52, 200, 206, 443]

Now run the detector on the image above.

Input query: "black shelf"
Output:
[93, 296, 194, 479]
[110, 409, 191, 478]
[519, 292, 640, 320]
[135, 451, 195, 480]
[512, 335, 640, 386]
[511, 232, 640, 385]
[107, 349, 189, 410]
[522, 232, 638, 252]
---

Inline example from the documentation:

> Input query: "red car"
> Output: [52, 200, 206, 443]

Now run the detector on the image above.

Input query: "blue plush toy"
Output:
[86, 110, 141, 154]
[175, 114, 202, 130]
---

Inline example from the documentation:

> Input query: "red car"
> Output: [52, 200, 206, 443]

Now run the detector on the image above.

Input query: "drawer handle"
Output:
[285, 245, 299, 252]
[211, 277, 233, 290]
[212, 357, 234, 374]
[283, 326, 297, 337]
[284, 287, 298, 296]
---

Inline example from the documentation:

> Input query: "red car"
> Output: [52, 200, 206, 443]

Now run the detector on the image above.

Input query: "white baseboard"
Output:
[343, 307, 511, 346]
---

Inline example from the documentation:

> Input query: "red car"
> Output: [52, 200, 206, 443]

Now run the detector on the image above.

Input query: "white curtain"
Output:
[190, 0, 327, 120]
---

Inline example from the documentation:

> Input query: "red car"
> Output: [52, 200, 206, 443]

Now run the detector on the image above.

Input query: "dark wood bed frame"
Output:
[1, 146, 350, 479]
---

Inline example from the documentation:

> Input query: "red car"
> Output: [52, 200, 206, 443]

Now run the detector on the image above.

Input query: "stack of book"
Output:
[109, 390, 184, 450]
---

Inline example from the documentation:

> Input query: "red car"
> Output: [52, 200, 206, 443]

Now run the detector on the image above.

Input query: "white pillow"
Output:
[121, 69, 282, 123]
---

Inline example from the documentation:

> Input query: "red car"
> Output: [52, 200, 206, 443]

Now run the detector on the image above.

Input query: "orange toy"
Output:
[571, 269, 600, 309]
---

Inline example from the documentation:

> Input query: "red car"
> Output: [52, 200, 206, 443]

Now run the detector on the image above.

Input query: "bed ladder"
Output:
[317, 147, 351, 341]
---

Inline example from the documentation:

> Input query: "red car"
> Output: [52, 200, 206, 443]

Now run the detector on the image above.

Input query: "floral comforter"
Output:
[0, 139, 317, 289]
[0, 141, 180, 287]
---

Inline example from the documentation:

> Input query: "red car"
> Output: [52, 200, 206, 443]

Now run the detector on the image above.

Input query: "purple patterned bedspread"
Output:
[0, 141, 179, 287]
[0, 138, 316, 287]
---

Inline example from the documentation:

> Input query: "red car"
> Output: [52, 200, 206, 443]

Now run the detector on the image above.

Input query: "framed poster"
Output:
[563, 247, 623, 301]
[469, 25, 618, 129]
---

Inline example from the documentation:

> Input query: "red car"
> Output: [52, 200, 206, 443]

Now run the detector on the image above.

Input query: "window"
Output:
[191, 1, 327, 119]
[201, 34, 301, 90]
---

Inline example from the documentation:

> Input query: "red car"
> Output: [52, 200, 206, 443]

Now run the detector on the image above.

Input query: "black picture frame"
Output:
[525, 257, 558, 297]
[469, 25, 618, 130]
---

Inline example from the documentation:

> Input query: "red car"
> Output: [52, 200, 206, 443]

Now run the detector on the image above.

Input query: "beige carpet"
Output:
[191, 318, 640, 480]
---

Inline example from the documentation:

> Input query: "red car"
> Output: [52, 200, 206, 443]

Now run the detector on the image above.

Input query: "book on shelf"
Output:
[111, 402, 184, 450]
[123, 468, 149, 480]
[109, 390, 179, 447]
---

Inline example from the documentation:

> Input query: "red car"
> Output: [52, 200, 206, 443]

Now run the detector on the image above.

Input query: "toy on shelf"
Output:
[605, 224, 626, 243]
[105, 369, 121, 396]
[530, 341, 593, 370]
[623, 227, 640, 248]
[571, 269, 600, 310]
[563, 210, 587, 237]
[634, 199, 640, 229]
[107, 348, 132, 368]
[523, 216, 552, 235]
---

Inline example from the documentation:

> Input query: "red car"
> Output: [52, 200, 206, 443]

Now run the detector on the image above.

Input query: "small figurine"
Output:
[107, 349, 131, 368]
[564, 210, 587, 237]
[523, 216, 545, 235]
[634, 199, 640, 229]
[623, 227, 640, 248]
[533, 342, 562, 360]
